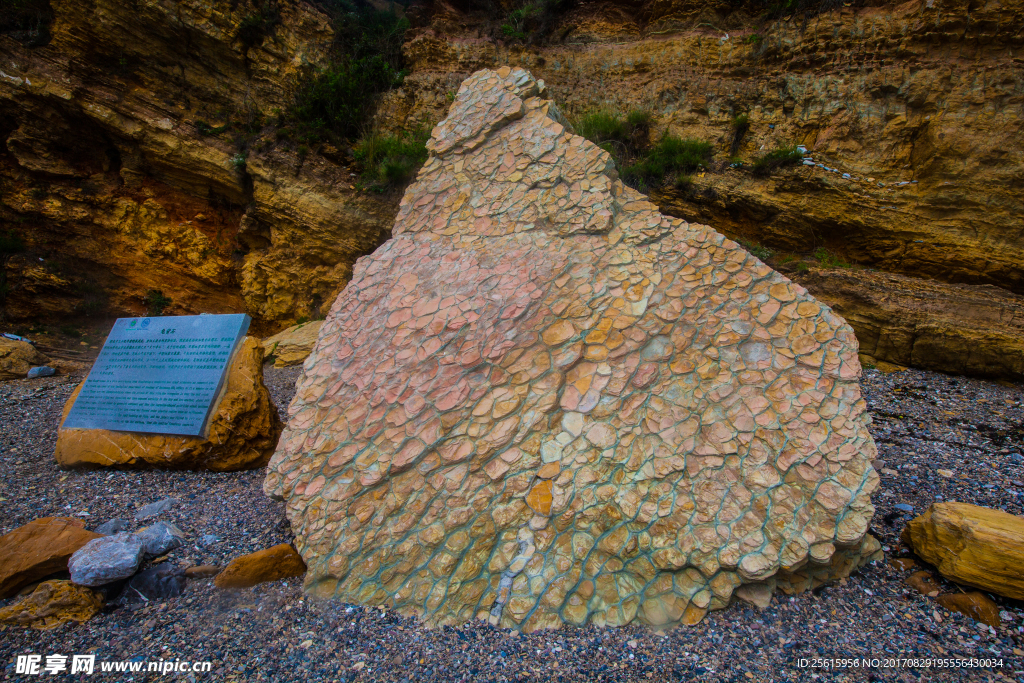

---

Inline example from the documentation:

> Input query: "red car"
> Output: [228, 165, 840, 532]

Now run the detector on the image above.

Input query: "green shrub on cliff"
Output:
[621, 136, 713, 190]
[498, 0, 573, 44]
[354, 129, 429, 191]
[574, 109, 712, 192]
[290, 1, 410, 141]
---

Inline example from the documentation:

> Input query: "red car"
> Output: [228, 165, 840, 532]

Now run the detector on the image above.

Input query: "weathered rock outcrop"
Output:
[381, 0, 1024, 380]
[266, 68, 879, 631]
[0, 517, 100, 598]
[262, 320, 324, 367]
[792, 268, 1024, 381]
[902, 501, 1024, 601]
[0, 580, 104, 629]
[2, 0, 1022, 378]
[0, 0, 394, 329]
[0, 338, 50, 380]
[55, 337, 282, 470]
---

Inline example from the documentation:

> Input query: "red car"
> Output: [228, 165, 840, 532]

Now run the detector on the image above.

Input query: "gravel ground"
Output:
[1, 364, 1023, 682]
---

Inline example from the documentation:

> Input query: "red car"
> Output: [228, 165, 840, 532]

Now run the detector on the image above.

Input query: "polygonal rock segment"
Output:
[265, 68, 879, 632]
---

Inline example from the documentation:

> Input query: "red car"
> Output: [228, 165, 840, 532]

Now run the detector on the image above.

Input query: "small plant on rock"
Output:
[730, 113, 750, 156]
[751, 145, 803, 176]
[354, 128, 430, 191]
[145, 289, 172, 316]
[738, 238, 774, 262]
[813, 247, 850, 269]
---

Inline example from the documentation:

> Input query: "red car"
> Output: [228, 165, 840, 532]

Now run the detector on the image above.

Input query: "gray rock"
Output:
[135, 521, 184, 558]
[895, 503, 915, 513]
[27, 366, 55, 378]
[802, 159, 815, 166]
[1010, 453, 1023, 463]
[94, 518, 128, 536]
[69, 533, 145, 587]
[198, 534, 220, 547]
[124, 567, 187, 601]
[134, 497, 179, 521]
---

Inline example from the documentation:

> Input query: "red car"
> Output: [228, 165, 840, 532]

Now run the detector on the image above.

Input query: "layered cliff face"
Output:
[1, 0, 1022, 378]
[380, 0, 1024, 378]
[0, 0, 394, 330]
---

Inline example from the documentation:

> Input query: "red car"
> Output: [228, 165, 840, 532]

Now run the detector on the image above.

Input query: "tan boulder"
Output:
[265, 68, 880, 632]
[0, 517, 100, 598]
[54, 337, 282, 471]
[261, 320, 324, 367]
[902, 502, 1024, 601]
[214, 544, 306, 589]
[0, 580, 103, 629]
[0, 338, 49, 380]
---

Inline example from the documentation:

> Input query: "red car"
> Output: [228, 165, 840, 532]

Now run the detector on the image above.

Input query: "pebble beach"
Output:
[1, 364, 1022, 682]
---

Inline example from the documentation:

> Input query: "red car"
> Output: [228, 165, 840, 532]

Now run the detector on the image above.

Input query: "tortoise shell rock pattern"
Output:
[264, 67, 879, 631]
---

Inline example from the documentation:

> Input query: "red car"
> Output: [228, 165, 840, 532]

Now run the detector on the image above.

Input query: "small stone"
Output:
[69, 533, 145, 587]
[94, 518, 127, 536]
[26, 366, 55, 378]
[125, 566, 187, 601]
[0, 338, 50, 380]
[134, 497, 179, 521]
[214, 544, 306, 589]
[894, 503, 914, 513]
[184, 565, 222, 579]
[199, 534, 220, 547]
[905, 570, 941, 596]
[134, 521, 184, 558]
[937, 469, 954, 478]
[261, 321, 324, 367]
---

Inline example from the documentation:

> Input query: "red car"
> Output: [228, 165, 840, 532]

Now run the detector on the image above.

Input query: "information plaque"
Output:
[62, 314, 250, 436]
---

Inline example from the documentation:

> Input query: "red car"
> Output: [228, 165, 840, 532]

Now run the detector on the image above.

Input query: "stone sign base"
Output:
[55, 338, 282, 471]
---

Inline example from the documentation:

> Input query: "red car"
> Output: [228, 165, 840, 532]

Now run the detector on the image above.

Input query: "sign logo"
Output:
[129, 320, 137, 328]
[140, 318, 152, 330]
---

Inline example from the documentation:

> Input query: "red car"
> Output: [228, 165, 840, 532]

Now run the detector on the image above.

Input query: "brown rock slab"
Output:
[265, 68, 879, 631]
[184, 565, 222, 579]
[214, 544, 306, 589]
[262, 320, 324, 367]
[0, 580, 103, 629]
[54, 337, 283, 471]
[906, 570, 941, 597]
[936, 591, 1001, 628]
[902, 502, 1024, 601]
[0, 517, 100, 598]
[0, 338, 49, 380]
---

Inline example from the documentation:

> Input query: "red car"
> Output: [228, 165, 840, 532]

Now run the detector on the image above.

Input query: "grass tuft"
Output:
[354, 129, 430, 191]
[751, 145, 803, 176]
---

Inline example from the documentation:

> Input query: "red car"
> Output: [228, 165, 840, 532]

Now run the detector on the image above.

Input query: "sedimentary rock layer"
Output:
[266, 68, 879, 631]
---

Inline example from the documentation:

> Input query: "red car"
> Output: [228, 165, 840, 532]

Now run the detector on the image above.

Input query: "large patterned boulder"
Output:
[265, 68, 880, 631]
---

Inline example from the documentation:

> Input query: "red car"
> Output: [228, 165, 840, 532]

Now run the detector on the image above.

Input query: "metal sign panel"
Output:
[62, 314, 250, 436]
